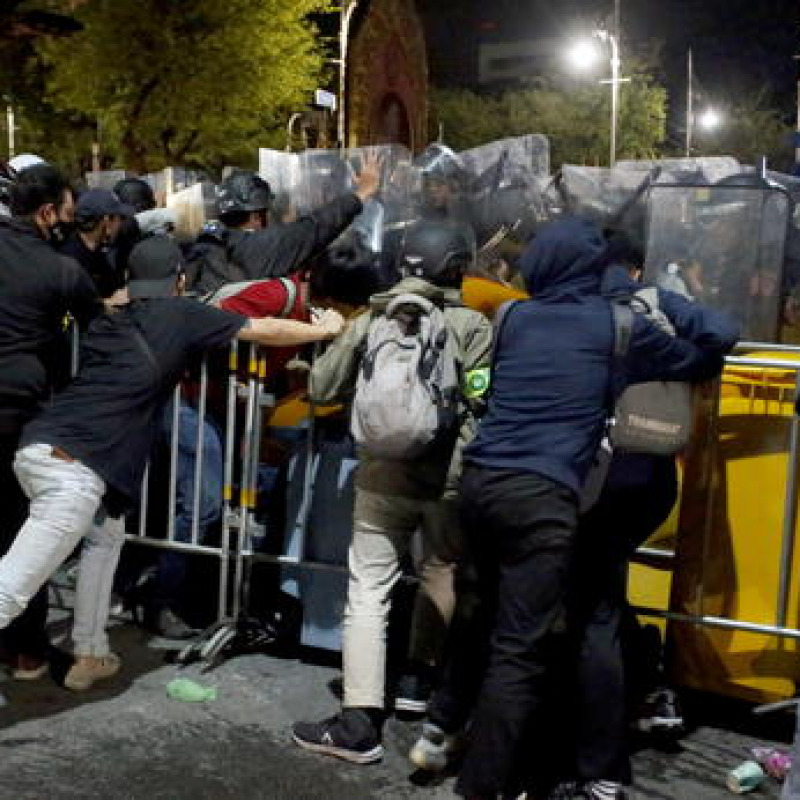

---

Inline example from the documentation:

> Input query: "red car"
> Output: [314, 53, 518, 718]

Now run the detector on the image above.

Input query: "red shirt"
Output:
[219, 275, 309, 379]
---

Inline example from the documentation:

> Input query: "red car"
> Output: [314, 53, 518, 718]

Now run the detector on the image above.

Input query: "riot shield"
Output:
[642, 182, 792, 343]
[165, 181, 217, 240]
[463, 136, 551, 247]
[85, 170, 128, 191]
[460, 134, 550, 183]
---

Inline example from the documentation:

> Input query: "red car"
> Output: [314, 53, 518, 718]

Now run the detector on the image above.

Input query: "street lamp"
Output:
[568, 28, 622, 167]
[685, 48, 723, 155]
[698, 108, 722, 132]
[336, 1, 359, 149]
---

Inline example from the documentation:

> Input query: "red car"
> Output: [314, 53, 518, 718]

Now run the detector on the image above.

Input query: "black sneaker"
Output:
[634, 687, 685, 735]
[394, 673, 432, 714]
[292, 709, 384, 764]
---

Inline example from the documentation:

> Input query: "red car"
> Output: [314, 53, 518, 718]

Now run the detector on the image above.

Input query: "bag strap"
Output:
[277, 277, 298, 318]
[607, 301, 634, 413]
[490, 300, 520, 376]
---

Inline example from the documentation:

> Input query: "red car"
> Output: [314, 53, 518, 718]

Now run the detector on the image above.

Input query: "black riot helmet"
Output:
[216, 170, 274, 220]
[399, 219, 476, 288]
[113, 178, 156, 213]
[414, 143, 469, 191]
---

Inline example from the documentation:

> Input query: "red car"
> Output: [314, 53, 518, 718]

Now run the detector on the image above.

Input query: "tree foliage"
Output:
[432, 69, 668, 168]
[35, 0, 331, 174]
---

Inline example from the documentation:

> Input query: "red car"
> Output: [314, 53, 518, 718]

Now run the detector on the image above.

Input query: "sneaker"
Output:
[292, 709, 384, 764]
[634, 687, 684, 734]
[63, 653, 121, 692]
[574, 781, 627, 800]
[394, 672, 432, 714]
[12, 654, 49, 681]
[408, 721, 464, 772]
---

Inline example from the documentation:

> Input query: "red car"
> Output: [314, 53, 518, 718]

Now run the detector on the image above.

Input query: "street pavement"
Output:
[0, 615, 793, 799]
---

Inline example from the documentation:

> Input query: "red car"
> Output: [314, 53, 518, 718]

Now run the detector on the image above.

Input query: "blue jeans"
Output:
[155, 402, 223, 610]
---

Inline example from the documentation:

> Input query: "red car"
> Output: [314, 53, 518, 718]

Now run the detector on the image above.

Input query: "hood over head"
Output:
[520, 216, 610, 300]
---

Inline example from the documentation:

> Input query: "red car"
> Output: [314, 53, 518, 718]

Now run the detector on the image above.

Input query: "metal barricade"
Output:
[631, 343, 800, 700]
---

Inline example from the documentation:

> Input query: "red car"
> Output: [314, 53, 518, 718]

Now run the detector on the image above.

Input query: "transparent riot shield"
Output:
[460, 134, 550, 184]
[259, 145, 413, 230]
[463, 136, 551, 247]
[165, 181, 217, 240]
[642, 182, 792, 343]
[85, 170, 128, 191]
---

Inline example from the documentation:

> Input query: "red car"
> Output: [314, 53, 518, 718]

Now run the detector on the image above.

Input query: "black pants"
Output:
[455, 466, 578, 798]
[0, 432, 50, 659]
[568, 458, 678, 784]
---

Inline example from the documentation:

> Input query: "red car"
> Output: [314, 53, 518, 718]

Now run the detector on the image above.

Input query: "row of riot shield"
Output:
[88, 141, 800, 347]
[550, 158, 798, 345]
[257, 135, 551, 257]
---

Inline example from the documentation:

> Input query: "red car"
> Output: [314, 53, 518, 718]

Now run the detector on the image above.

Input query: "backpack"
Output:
[609, 286, 695, 456]
[351, 293, 460, 460]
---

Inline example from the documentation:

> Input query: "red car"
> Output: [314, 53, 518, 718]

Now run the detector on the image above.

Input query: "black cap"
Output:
[76, 188, 134, 220]
[128, 236, 184, 299]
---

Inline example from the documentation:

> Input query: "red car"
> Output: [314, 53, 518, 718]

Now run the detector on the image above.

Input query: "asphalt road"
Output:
[0, 619, 793, 800]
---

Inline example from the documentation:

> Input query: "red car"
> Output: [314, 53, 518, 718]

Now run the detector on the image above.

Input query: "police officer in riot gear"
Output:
[191, 154, 382, 296]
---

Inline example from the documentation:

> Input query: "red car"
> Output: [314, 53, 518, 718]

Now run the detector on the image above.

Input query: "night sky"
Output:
[418, 0, 798, 116]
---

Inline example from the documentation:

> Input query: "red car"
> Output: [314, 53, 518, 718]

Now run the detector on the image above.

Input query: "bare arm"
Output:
[237, 308, 344, 348]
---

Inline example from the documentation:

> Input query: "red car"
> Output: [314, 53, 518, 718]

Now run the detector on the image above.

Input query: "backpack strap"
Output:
[608, 301, 634, 411]
[277, 277, 298, 318]
[490, 300, 521, 375]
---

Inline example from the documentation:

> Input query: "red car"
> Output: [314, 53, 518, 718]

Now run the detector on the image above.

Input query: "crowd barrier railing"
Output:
[65, 322, 800, 655]
[633, 342, 800, 643]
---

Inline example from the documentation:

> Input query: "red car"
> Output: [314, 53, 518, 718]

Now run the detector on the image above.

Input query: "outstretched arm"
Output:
[237, 308, 344, 348]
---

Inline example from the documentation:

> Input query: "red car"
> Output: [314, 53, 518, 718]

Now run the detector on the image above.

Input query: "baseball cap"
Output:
[75, 188, 134, 220]
[128, 236, 184, 299]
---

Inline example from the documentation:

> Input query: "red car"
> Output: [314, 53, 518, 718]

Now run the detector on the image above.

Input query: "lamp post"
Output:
[568, 28, 623, 167]
[336, 1, 359, 149]
[598, 29, 620, 168]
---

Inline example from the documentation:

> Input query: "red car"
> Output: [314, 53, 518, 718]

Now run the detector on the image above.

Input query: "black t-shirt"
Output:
[0, 218, 100, 434]
[22, 297, 246, 512]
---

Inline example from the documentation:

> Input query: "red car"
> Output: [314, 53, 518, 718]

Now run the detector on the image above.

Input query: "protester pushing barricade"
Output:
[0, 234, 346, 691]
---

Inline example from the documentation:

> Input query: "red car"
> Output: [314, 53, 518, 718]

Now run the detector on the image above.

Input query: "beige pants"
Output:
[342, 488, 462, 709]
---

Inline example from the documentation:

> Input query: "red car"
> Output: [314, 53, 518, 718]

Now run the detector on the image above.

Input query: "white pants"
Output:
[0, 443, 125, 657]
[342, 488, 462, 709]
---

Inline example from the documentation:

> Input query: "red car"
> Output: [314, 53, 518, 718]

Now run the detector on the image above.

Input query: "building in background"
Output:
[346, 0, 429, 151]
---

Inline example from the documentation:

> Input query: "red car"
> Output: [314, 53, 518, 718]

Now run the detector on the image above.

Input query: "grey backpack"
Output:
[609, 286, 695, 456]
[351, 293, 460, 460]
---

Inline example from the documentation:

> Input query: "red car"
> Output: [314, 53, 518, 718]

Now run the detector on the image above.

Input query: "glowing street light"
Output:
[568, 39, 602, 72]
[698, 107, 722, 132]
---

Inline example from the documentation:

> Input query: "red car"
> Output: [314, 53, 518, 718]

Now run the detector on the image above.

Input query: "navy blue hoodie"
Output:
[465, 216, 736, 495]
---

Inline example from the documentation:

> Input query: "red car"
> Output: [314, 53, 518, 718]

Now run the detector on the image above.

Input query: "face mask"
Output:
[47, 220, 74, 245]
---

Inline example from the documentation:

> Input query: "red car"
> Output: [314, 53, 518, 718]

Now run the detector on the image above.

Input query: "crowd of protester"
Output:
[0, 147, 741, 800]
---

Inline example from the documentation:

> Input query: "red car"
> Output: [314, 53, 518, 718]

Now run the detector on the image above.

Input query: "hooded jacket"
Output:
[465, 216, 732, 496]
[311, 276, 492, 499]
